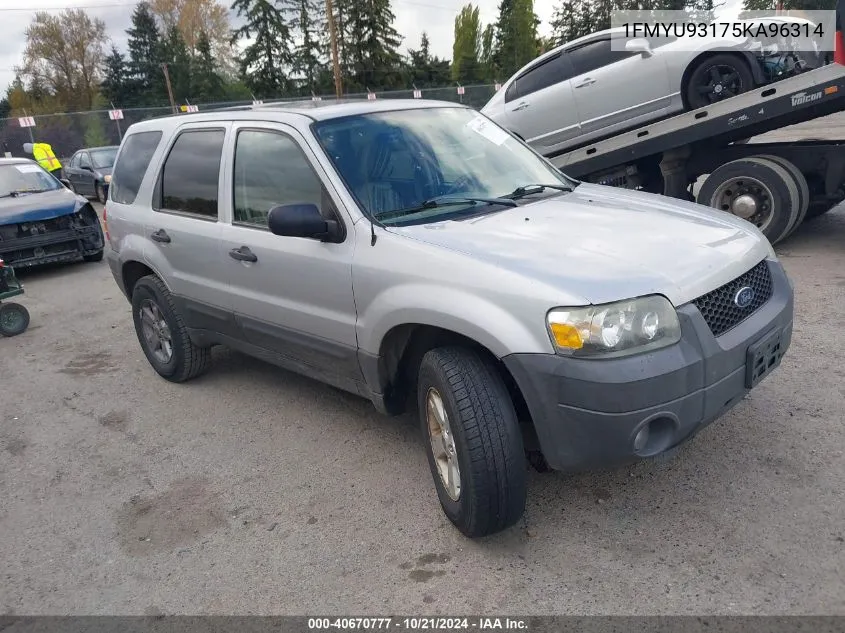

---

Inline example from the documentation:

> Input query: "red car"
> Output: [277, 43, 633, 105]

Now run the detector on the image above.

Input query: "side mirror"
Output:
[267, 203, 342, 243]
[59, 178, 72, 189]
[625, 38, 653, 57]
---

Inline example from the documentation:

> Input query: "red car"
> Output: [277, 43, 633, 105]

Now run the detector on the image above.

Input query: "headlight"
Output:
[103, 174, 112, 183]
[546, 295, 681, 358]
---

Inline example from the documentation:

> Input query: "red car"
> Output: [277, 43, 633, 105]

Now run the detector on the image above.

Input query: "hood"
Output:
[388, 183, 774, 307]
[0, 187, 86, 224]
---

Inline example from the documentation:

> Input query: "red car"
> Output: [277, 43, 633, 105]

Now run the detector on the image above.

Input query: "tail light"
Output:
[835, 30, 844, 65]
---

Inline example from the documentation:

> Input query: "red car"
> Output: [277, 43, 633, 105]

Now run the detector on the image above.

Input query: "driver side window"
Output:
[233, 129, 329, 229]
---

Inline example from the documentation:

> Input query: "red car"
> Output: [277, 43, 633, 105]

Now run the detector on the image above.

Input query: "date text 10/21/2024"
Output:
[307, 618, 529, 630]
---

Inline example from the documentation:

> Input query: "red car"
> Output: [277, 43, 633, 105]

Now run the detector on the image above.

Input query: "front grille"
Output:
[692, 260, 773, 337]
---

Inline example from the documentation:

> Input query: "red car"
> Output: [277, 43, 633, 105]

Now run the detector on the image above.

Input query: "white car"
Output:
[482, 21, 818, 156]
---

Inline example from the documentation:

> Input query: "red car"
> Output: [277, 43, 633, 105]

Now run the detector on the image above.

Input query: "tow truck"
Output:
[543, 2, 845, 245]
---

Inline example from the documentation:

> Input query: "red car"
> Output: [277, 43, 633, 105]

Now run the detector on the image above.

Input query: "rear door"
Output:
[144, 122, 236, 337]
[502, 53, 582, 153]
[218, 122, 360, 389]
[567, 36, 671, 137]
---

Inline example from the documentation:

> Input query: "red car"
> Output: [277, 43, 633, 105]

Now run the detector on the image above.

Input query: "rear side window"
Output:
[110, 131, 162, 204]
[567, 39, 636, 76]
[158, 129, 225, 219]
[506, 54, 572, 102]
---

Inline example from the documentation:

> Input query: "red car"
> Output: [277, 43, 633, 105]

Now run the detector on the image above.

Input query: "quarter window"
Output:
[159, 129, 225, 219]
[110, 130, 162, 204]
[232, 130, 325, 228]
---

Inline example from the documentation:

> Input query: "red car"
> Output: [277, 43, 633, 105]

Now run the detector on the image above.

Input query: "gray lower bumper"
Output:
[502, 259, 794, 471]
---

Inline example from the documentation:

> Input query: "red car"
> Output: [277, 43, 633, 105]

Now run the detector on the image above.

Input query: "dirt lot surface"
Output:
[1, 200, 844, 616]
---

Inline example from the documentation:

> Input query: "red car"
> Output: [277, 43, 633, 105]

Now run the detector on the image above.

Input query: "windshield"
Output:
[90, 148, 118, 169]
[0, 163, 62, 197]
[312, 107, 577, 224]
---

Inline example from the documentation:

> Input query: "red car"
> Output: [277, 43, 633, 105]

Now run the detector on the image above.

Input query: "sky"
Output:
[0, 0, 558, 98]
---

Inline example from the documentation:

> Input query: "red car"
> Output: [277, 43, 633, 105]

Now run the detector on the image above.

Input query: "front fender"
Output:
[357, 284, 555, 359]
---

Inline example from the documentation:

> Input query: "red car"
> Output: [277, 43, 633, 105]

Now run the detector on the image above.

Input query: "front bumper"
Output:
[503, 259, 794, 471]
[0, 211, 104, 268]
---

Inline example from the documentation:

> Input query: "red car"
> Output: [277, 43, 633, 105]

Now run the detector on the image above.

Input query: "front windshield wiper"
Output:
[0, 189, 49, 198]
[504, 183, 575, 200]
[373, 195, 517, 221]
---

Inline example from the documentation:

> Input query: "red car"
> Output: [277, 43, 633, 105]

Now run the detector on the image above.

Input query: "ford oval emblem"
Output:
[734, 286, 755, 308]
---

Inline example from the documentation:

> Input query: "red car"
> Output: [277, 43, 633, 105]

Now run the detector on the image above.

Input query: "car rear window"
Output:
[109, 131, 162, 204]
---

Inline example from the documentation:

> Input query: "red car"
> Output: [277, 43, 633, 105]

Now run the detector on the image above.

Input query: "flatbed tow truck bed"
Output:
[544, 6, 845, 246]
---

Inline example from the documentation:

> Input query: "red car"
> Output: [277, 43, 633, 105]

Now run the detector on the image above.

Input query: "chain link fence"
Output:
[0, 84, 498, 164]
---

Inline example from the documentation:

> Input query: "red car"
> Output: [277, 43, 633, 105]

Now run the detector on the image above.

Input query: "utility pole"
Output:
[161, 63, 177, 114]
[325, 0, 343, 99]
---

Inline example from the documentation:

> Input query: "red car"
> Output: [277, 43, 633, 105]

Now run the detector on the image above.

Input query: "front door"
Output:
[77, 151, 96, 196]
[567, 37, 671, 138]
[218, 123, 360, 388]
[143, 122, 236, 337]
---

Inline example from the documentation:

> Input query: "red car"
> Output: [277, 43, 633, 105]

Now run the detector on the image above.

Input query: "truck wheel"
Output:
[697, 157, 800, 245]
[417, 347, 527, 538]
[752, 155, 809, 237]
[0, 302, 30, 337]
[685, 54, 754, 109]
[131, 275, 211, 383]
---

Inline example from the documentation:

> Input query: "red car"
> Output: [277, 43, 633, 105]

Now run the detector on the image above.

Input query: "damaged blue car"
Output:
[0, 157, 105, 268]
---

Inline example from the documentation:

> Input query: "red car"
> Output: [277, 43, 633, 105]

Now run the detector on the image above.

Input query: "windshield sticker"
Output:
[466, 116, 510, 146]
[15, 164, 42, 173]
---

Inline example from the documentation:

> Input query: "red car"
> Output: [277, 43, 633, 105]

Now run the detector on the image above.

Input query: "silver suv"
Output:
[104, 100, 794, 537]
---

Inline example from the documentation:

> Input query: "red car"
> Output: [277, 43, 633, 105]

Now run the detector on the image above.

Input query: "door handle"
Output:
[574, 78, 595, 88]
[513, 101, 530, 111]
[150, 229, 171, 243]
[229, 246, 258, 263]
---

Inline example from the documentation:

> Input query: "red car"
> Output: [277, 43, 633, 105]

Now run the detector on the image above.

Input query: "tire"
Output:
[417, 346, 527, 538]
[0, 303, 30, 337]
[95, 182, 106, 204]
[685, 54, 755, 110]
[753, 154, 809, 238]
[131, 275, 211, 382]
[83, 250, 104, 263]
[696, 157, 800, 245]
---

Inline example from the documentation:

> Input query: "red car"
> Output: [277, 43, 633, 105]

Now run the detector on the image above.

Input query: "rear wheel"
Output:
[0, 303, 30, 337]
[417, 346, 527, 538]
[685, 54, 754, 109]
[131, 275, 211, 382]
[753, 154, 809, 238]
[697, 157, 800, 244]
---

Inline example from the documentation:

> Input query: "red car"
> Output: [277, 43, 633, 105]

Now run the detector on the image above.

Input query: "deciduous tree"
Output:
[452, 4, 482, 83]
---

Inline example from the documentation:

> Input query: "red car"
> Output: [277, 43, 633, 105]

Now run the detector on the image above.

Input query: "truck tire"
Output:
[417, 346, 527, 538]
[0, 302, 30, 337]
[752, 154, 809, 237]
[131, 275, 211, 383]
[696, 157, 800, 245]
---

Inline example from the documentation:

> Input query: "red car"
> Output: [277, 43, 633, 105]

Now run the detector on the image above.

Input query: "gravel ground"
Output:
[0, 200, 844, 617]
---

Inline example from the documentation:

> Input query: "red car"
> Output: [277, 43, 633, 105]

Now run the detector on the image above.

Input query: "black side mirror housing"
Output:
[267, 203, 342, 242]
[59, 178, 72, 189]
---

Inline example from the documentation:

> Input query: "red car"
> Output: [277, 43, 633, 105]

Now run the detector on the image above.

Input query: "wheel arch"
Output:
[121, 259, 167, 300]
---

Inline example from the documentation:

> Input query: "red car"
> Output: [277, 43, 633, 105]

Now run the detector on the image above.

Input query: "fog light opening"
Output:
[632, 415, 677, 457]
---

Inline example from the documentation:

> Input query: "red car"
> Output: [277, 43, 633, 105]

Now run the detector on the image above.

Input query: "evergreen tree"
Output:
[493, 0, 539, 79]
[231, 0, 293, 98]
[193, 30, 226, 102]
[100, 45, 127, 106]
[742, 0, 832, 8]
[345, 0, 403, 91]
[407, 32, 451, 88]
[126, 2, 164, 104]
[452, 4, 482, 83]
[550, 0, 595, 45]
[283, 0, 326, 94]
[159, 25, 193, 102]
[480, 24, 496, 81]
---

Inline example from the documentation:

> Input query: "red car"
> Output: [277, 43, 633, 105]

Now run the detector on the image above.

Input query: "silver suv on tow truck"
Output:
[104, 100, 794, 537]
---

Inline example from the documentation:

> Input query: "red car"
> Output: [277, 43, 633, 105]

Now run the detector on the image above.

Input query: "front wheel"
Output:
[685, 54, 754, 109]
[0, 303, 30, 337]
[417, 347, 527, 538]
